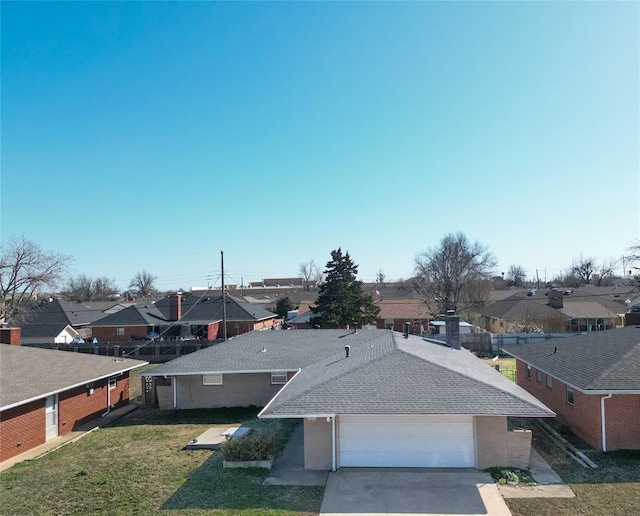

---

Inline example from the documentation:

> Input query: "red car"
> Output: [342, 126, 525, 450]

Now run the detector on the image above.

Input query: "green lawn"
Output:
[0, 407, 324, 515]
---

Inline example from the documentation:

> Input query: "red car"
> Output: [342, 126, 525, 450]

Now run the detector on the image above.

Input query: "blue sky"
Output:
[2, 1, 638, 291]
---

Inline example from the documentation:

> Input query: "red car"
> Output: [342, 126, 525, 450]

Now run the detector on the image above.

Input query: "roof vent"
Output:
[403, 322, 410, 338]
[345, 345, 351, 358]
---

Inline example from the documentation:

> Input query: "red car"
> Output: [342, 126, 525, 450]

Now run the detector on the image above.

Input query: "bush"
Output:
[221, 434, 275, 461]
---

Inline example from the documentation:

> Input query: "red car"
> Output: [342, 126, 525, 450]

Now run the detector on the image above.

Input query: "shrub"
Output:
[221, 434, 275, 462]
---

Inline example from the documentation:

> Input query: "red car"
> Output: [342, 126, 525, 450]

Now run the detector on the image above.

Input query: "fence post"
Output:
[155, 344, 160, 361]
[176, 343, 181, 357]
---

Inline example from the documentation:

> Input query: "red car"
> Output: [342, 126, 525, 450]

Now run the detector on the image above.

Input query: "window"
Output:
[567, 388, 574, 405]
[108, 377, 116, 390]
[116, 327, 125, 336]
[546, 375, 553, 389]
[536, 370, 542, 383]
[526, 365, 532, 380]
[271, 372, 288, 385]
[203, 373, 223, 386]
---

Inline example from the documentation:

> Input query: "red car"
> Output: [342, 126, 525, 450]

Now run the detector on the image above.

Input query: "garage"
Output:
[339, 414, 476, 468]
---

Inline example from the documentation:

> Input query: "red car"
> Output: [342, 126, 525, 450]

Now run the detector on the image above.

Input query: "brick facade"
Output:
[0, 400, 46, 462]
[515, 359, 639, 451]
[91, 325, 149, 342]
[0, 373, 131, 462]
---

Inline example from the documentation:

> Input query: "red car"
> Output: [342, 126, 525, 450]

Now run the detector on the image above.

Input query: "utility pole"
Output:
[221, 250, 228, 342]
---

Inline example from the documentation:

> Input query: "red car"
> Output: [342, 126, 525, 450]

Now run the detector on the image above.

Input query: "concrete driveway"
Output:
[320, 469, 511, 516]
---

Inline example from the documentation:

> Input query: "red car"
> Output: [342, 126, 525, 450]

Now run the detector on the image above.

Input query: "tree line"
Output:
[2, 233, 639, 324]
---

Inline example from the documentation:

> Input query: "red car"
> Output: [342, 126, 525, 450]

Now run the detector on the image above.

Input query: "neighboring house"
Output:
[504, 326, 640, 452]
[481, 287, 628, 333]
[14, 299, 125, 344]
[89, 303, 172, 342]
[0, 342, 146, 462]
[154, 294, 276, 338]
[429, 319, 476, 335]
[146, 323, 553, 471]
[374, 299, 430, 333]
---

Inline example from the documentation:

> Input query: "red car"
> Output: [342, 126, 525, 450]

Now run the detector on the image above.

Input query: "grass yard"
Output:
[482, 356, 516, 382]
[506, 424, 640, 516]
[0, 407, 324, 515]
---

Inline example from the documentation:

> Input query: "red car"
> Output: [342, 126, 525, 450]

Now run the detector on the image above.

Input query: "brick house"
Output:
[504, 326, 640, 451]
[146, 320, 554, 470]
[0, 343, 146, 462]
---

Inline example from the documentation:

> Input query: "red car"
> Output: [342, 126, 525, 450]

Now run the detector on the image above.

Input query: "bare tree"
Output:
[595, 259, 618, 286]
[572, 256, 596, 285]
[65, 274, 118, 301]
[129, 270, 157, 298]
[299, 259, 321, 291]
[506, 264, 527, 287]
[0, 235, 71, 320]
[375, 269, 386, 289]
[414, 232, 497, 315]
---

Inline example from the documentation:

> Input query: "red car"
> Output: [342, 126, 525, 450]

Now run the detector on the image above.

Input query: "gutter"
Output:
[601, 393, 613, 452]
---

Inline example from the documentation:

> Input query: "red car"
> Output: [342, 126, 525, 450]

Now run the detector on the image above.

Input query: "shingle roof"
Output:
[146, 330, 391, 376]
[375, 299, 430, 319]
[504, 326, 640, 391]
[260, 334, 553, 418]
[481, 299, 570, 320]
[91, 304, 169, 326]
[154, 295, 276, 323]
[145, 329, 553, 418]
[0, 345, 147, 410]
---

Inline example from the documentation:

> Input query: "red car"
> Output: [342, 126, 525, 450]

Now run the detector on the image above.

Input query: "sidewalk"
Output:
[497, 447, 575, 499]
[0, 404, 138, 472]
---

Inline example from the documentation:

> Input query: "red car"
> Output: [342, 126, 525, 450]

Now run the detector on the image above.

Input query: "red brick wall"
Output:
[91, 326, 148, 342]
[58, 374, 130, 433]
[603, 394, 640, 450]
[515, 359, 603, 450]
[0, 400, 46, 462]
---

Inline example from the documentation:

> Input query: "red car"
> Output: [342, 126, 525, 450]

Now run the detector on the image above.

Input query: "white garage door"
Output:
[339, 414, 475, 468]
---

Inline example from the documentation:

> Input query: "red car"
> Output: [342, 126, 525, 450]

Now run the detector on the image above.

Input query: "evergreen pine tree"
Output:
[310, 248, 380, 328]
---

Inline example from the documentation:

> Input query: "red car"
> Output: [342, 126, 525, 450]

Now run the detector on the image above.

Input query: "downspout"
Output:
[601, 393, 612, 452]
[101, 381, 112, 417]
[173, 377, 178, 409]
[331, 416, 337, 472]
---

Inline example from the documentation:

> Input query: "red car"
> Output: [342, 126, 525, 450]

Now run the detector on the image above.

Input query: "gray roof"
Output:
[91, 304, 169, 327]
[154, 295, 276, 323]
[146, 329, 391, 376]
[261, 334, 553, 418]
[0, 345, 147, 410]
[146, 329, 553, 418]
[504, 326, 640, 391]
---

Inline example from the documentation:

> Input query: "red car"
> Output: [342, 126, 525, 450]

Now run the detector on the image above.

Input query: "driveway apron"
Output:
[320, 469, 511, 516]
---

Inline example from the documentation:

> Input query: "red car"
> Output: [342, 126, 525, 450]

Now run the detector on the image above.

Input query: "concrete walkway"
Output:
[0, 404, 138, 472]
[263, 423, 328, 486]
[497, 447, 575, 499]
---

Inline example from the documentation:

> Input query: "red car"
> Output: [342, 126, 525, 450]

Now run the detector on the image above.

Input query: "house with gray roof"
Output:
[146, 320, 553, 470]
[0, 343, 146, 463]
[504, 325, 640, 452]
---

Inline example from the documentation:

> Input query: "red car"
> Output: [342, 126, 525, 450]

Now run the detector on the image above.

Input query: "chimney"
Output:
[345, 345, 351, 358]
[547, 290, 563, 309]
[0, 327, 21, 346]
[169, 294, 182, 321]
[445, 311, 460, 350]
[403, 322, 410, 338]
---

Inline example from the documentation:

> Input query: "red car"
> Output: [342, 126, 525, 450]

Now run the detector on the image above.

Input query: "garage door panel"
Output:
[339, 415, 475, 468]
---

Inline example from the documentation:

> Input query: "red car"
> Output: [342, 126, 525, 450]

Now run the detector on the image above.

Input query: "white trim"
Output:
[257, 368, 300, 418]
[173, 377, 177, 409]
[146, 368, 296, 377]
[601, 393, 612, 452]
[0, 363, 148, 412]
[331, 416, 336, 472]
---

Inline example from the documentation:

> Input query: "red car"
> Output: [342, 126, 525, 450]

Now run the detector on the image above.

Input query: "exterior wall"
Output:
[303, 417, 332, 470]
[485, 317, 566, 334]
[206, 322, 220, 340]
[58, 374, 130, 433]
[604, 394, 640, 450]
[475, 416, 532, 469]
[171, 372, 294, 410]
[91, 325, 149, 342]
[0, 400, 46, 462]
[0, 327, 21, 345]
[515, 359, 603, 450]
